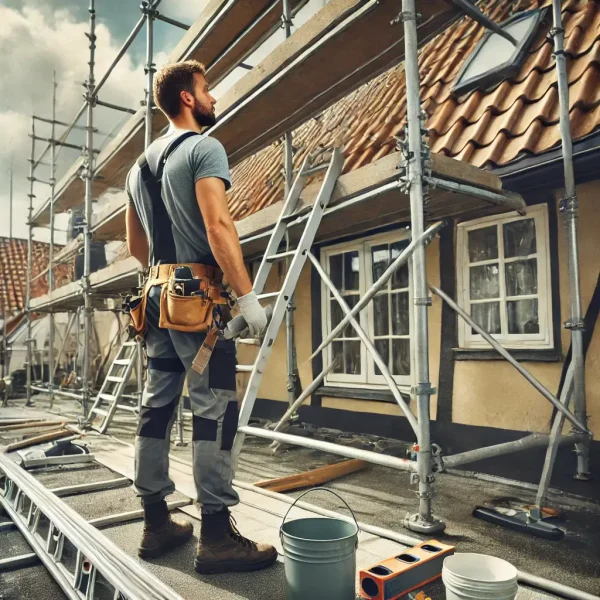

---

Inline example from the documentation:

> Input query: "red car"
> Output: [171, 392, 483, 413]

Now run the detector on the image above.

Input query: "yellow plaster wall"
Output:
[246, 236, 443, 424]
[237, 191, 599, 441]
[452, 181, 600, 438]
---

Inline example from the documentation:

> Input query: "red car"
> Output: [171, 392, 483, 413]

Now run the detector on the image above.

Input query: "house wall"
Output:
[245, 181, 599, 441]
[247, 234, 443, 427]
[453, 181, 599, 439]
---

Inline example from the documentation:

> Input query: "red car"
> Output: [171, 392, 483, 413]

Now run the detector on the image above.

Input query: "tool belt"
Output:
[125, 263, 229, 339]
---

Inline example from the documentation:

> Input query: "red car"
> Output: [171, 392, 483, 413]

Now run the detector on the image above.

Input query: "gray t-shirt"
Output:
[126, 129, 231, 266]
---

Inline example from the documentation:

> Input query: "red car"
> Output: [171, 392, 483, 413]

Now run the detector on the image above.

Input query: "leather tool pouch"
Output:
[159, 275, 214, 333]
[124, 293, 147, 339]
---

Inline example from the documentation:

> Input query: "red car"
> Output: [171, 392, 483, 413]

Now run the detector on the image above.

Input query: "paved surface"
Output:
[1, 397, 599, 599]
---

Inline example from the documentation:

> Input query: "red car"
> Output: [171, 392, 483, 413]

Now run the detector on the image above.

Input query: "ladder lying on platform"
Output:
[86, 339, 140, 434]
[0, 452, 184, 600]
[231, 147, 345, 459]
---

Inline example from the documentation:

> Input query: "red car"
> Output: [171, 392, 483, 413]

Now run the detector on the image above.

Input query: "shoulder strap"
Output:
[135, 131, 201, 265]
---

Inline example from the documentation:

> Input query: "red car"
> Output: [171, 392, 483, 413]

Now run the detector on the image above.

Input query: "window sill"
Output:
[316, 385, 409, 404]
[453, 348, 562, 362]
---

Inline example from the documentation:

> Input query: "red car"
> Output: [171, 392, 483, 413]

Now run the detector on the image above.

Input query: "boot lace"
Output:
[228, 515, 257, 549]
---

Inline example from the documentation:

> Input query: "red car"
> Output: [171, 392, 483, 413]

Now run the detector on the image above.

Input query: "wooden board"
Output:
[32, 0, 463, 227]
[89, 256, 140, 293]
[211, 0, 463, 164]
[88, 148, 520, 246]
[4, 429, 71, 453]
[92, 193, 128, 241]
[31, 0, 308, 227]
[0, 420, 65, 432]
[254, 459, 368, 493]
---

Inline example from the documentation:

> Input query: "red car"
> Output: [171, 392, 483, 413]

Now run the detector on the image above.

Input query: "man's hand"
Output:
[236, 291, 268, 338]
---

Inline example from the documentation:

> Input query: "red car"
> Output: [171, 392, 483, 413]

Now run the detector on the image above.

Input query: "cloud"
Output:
[159, 0, 209, 23]
[0, 3, 168, 242]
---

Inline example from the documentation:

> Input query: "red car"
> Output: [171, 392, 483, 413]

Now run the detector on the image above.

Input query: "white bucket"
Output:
[442, 553, 519, 600]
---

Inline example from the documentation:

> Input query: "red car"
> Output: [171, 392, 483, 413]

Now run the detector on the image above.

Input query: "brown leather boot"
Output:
[194, 509, 278, 574]
[138, 500, 193, 559]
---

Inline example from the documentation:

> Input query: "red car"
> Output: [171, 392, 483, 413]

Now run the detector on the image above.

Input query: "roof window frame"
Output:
[452, 8, 548, 97]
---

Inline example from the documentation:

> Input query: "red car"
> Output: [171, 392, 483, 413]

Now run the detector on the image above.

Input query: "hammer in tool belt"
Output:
[191, 304, 273, 375]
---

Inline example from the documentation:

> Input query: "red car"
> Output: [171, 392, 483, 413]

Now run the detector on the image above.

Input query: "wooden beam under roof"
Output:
[28, 149, 524, 314]
[32, 0, 465, 228]
[31, 0, 307, 227]
[209, 0, 463, 163]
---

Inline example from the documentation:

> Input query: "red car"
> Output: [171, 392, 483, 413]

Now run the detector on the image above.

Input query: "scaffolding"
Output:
[16, 0, 591, 564]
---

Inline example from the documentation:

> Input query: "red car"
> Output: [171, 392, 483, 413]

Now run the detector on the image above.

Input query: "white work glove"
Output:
[236, 291, 268, 339]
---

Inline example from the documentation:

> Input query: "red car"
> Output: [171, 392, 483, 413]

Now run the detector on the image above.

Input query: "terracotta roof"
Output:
[227, 0, 600, 221]
[0, 237, 72, 318]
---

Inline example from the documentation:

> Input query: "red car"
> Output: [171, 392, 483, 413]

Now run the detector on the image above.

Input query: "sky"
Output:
[0, 0, 328, 245]
[0, 0, 208, 243]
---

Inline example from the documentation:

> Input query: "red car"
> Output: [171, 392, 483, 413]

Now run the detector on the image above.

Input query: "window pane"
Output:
[344, 341, 361, 375]
[373, 294, 389, 336]
[468, 226, 498, 262]
[344, 251, 360, 291]
[392, 339, 411, 376]
[371, 244, 389, 283]
[332, 341, 344, 373]
[344, 295, 359, 337]
[508, 299, 539, 334]
[391, 242, 409, 289]
[329, 254, 343, 289]
[330, 300, 343, 338]
[374, 339, 389, 376]
[470, 264, 500, 299]
[458, 14, 538, 82]
[505, 259, 538, 296]
[392, 292, 410, 335]
[471, 302, 501, 334]
[503, 218, 536, 258]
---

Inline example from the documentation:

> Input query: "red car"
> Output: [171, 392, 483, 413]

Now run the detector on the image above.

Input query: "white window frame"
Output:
[456, 204, 553, 350]
[320, 230, 412, 390]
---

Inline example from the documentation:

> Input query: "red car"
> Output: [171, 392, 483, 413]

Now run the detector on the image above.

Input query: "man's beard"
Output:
[192, 98, 216, 127]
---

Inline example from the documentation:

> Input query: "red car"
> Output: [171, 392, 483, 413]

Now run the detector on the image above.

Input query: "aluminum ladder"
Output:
[231, 146, 345, 461]
[0, 453, 184, 600]
[86, 339, 139, 434]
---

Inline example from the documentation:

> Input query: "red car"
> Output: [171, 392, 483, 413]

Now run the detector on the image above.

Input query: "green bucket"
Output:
[280, 488, 359, 600]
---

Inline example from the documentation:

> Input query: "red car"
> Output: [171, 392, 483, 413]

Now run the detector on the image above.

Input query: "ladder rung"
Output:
[267, 250, 296, 262]
[237, 338, 260, 345]
[116, 404, 138, 413]
[107, 376, 124, 383]
[114, 359, 131, 366]
[92, 407, 108, 417]
[99, 393, 116, 402]
[236, 365, 254, 373]
[257, 291, 280, 301]
[122, 341, 137, 347]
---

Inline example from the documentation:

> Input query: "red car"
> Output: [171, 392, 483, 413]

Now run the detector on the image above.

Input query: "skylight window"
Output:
[453, 9, 546, 96]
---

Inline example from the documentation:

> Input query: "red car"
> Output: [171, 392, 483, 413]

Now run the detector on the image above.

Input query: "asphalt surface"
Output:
[1, 396, 599, 599]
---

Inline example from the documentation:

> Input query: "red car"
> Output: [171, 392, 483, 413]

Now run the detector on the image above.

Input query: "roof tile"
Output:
[0, 237, 72, 318]
[226, 0, 600, 220]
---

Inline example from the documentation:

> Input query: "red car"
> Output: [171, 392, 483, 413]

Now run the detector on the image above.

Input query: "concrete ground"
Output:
[1, 394, 599, 599]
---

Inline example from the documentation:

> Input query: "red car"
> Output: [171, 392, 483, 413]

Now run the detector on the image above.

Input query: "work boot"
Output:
[195, 509, 278, 574]
[138, 499, 193, 559]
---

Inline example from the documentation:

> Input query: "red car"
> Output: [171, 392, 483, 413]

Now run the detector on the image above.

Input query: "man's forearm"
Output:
[207, 221, 253, 297]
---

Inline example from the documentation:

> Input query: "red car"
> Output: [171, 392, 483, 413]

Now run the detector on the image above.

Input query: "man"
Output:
[125, 60, 276, 574]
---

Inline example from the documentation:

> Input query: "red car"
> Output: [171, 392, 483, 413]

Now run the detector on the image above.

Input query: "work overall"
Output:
[130, 133, 240, 514]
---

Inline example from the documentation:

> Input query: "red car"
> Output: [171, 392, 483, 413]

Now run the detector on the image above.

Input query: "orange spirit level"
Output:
[359, 540, 454, 599]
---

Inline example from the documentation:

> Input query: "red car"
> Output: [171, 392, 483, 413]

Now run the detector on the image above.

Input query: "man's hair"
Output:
[153, 60, 207, 119]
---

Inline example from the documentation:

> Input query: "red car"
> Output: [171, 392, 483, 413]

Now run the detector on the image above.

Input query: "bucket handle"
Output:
[280, 487, 360, 540]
